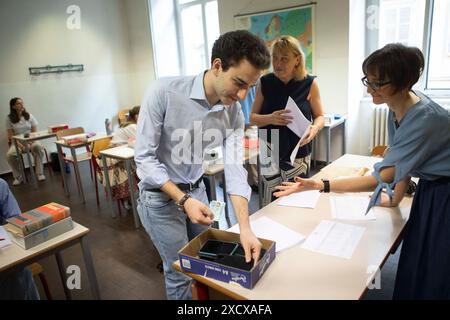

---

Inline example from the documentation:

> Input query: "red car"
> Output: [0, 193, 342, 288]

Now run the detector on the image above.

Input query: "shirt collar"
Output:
[189, 71, 208, 101]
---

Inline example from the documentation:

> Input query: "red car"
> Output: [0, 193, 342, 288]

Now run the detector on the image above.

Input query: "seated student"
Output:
[6, 97, 46, 185]
[96, 106, 140, 208]
[0, 178, 40, 300]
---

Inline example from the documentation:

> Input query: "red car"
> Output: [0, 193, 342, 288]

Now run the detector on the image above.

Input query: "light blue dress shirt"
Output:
[367, 91, 450, 212]
[135, 72, 252, 201]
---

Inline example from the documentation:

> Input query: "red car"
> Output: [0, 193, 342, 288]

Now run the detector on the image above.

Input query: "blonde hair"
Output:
[271, 35, 307, 80]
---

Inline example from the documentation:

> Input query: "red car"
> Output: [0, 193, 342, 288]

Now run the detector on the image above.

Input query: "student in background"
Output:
[0, 178, 40, 300]
[6, 97, 46, 185]
[96, 106, 140, 208]
[250, 36, 325, 205]
[274, 43, 450, 299]
[135, 30, 270, 300]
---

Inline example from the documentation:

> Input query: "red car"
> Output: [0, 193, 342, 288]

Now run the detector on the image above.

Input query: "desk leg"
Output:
[102, 156, 116, 218]
[57, 144, 69, 197]
[80, 236, 101, 300]
[13, 139, 27, 183]
[326, 127, 331, 165]
[342, 120, 346, 155]
[125, 159, 140, 229]
[25, 145, 38, 189]
[222, 172, 231, 228]
[55, 252, 72, 300]
[209, 175, 217, 200]
[70, 148, 85, 203]
[257, 155, 263, 209]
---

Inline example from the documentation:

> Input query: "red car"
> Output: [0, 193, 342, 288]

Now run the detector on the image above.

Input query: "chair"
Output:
[27, 262, 52, 300]
[118, 108, 130, 127]
[371, 145, 388, 157]
[56, 127, 94, 192]
[91, 137, 113, 204]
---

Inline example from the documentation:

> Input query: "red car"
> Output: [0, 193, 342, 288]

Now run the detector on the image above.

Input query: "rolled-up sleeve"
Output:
[134, 83, 171, 190]
[223, 107, 252, 202]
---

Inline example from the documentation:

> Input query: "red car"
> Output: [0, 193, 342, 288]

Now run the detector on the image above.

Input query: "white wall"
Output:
[0, 0, 155, 174]
[218, 0, 350, 161]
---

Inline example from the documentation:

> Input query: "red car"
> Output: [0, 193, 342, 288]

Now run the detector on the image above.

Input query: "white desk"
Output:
[99, 145, 140, 228]
[174, 154, 412, 300]
[56, 134, 111, 203]
[12, 130, 57, 189]
[0, 222, 100, 300]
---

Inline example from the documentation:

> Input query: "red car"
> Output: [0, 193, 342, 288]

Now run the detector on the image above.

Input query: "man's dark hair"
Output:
[363, 43, 424, 94]
[211, 30, 270, 71]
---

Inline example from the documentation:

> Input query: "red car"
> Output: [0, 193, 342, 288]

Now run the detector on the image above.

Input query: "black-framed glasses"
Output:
[361, 76, 391, 90]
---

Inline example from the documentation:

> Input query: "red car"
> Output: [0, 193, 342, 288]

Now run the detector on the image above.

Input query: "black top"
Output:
[260, 73, 315, 163]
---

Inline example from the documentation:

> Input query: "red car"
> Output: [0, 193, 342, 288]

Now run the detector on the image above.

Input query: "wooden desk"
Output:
[12, 130, 57, 189]
[174, 154, 412, 299]
[56, 134, 111, 203]
[202, 147, 258, 228]
[0, 222, 100, 300]
[99, 145, 140, 228]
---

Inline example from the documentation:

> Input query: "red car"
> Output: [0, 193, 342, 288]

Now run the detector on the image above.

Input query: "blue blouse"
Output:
[367, 91, 450, 212]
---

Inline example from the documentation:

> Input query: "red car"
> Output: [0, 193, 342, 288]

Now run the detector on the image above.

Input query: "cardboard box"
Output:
[7, 217, 74, 250]
[178, 228, 276, 289]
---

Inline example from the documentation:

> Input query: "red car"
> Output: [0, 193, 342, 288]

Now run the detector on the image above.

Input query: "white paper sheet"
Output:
[285, 96, 311, 141]
[290, 139, 302, 165]
[228, 216, 305, 252]
[277, 190, 321, 209]
[301, 220, 365, 259]
[0, 226, 12, 249]
[329, 196, 376, 220]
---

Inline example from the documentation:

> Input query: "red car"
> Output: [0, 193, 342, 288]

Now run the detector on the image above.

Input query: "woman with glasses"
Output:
[250, 36, 325, 205]
[274, 43, 450, 299]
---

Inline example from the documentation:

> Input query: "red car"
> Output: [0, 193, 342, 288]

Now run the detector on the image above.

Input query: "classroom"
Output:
[0, 0, 449, 302]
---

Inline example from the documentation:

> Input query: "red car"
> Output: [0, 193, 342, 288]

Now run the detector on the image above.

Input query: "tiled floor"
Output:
[2, 162, 401, 300]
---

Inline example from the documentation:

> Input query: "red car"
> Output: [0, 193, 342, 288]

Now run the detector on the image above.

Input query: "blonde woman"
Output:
[250, 36, 324, 204]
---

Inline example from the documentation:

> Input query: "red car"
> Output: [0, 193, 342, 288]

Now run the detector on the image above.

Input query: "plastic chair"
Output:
[118, 108, 130, 127]
[371, 145, 388, 157]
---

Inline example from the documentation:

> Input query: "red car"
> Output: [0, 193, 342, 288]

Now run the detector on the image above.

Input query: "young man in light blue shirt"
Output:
[135, 30, 271, 300]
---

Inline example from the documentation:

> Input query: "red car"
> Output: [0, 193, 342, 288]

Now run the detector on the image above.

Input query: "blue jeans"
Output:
[137, 183, 209, 300]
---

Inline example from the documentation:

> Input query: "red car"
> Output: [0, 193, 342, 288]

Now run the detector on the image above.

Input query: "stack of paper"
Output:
[285, 97, 311, 165]
[329, 196, 376, 220]
[277, 190, 321, 209]
[301, 220, 365, 259]
[0, 226, 12, 248]
[228, 216, 305, 252]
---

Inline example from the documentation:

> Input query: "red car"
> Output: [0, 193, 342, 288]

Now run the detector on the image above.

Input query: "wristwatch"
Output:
[176, 193, 191, 212]
[320, 179, 330, 193]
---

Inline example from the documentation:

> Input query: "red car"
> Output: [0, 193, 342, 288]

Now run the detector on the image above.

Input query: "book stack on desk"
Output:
[62, 133, 88, 145]
[5, 203, 73, 249]
[48, 124, 69, 133]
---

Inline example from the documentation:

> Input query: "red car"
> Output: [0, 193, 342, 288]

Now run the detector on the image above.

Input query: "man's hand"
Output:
[183, 197, 214, 225]
[273, 177, 322, 198]
[240, 229, 262, 266]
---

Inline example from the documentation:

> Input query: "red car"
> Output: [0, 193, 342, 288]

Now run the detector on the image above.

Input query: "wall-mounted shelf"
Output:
[29, 64, 84, 75]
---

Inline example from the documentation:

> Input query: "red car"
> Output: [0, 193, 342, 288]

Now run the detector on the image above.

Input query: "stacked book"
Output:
[62, 133, 87, 145]
[5, 202, 73, 249]
[48, 124, 69, 133]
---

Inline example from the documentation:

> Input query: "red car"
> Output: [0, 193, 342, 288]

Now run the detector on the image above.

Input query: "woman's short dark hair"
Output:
[362, 43, 424, 94]
[8, 97, 30, 124]
[211, 30, 270, 71]
[128, 105, 140, 122]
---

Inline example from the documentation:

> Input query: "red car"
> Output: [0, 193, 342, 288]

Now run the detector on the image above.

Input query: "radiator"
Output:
[371, 105, 389, 150]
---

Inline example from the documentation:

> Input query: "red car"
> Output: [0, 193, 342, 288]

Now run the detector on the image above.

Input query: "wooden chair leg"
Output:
[117, 199, 122, 216]
[38, 273, 53, 300]
[44, 148, 53, 177]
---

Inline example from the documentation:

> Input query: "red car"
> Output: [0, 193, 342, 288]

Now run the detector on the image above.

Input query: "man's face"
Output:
[213, 59, 262, 106]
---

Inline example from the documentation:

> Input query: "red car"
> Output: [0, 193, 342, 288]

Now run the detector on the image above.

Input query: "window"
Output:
[367, 0, 450, 93]
[149, 0, 220, 77]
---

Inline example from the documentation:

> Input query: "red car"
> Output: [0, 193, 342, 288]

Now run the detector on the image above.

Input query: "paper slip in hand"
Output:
[209, 200, 226, 222]
[0, 226, 13, 249]
[301, 220, 365, 259]
[277, 190, 321, 209]
[290, 139, 302, 165]
[228, 216, 305, 252]
[285, 96, 311, 142]
[329, 196, 376, 220]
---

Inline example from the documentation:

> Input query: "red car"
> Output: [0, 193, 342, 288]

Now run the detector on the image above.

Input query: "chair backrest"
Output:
[371, 145, 388, 157]
[118, 108, 130, 127]
[92, 137, 113, 158]
[56, 127, 85, 140]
